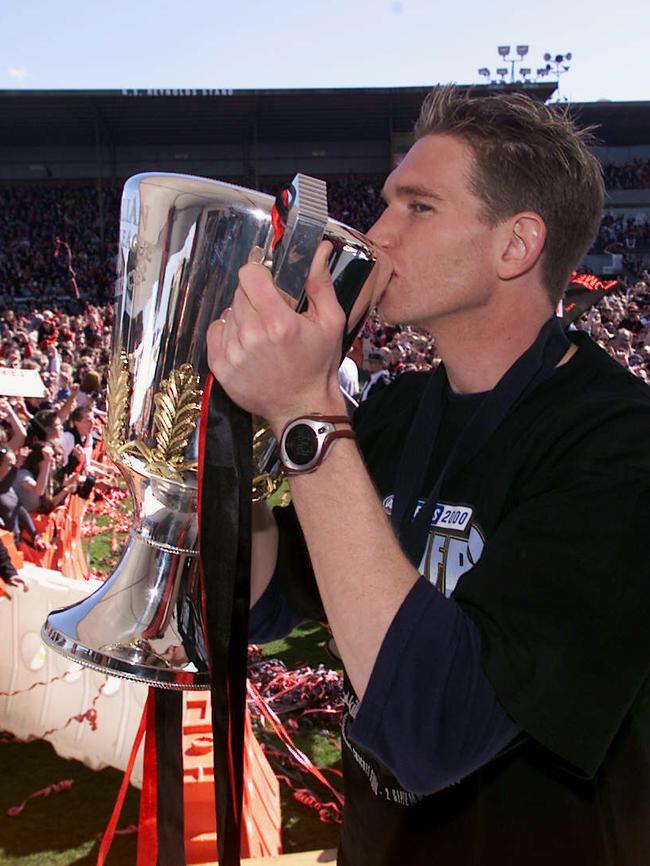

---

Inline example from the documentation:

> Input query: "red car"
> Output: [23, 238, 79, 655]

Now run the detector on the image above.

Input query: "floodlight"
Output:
[498, 45, 510, 57]
[516, 45, 529, 57]
[496, 67, 508, 76]
[478, 68, 491, 77]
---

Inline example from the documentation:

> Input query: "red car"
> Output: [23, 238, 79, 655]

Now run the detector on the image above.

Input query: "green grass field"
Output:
[0, 501, 343, 864]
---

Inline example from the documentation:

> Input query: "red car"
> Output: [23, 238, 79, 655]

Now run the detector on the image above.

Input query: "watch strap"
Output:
[293, 414, 352, 426]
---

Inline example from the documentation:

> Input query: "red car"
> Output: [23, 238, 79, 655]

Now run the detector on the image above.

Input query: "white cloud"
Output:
[7, 67, 28, 82]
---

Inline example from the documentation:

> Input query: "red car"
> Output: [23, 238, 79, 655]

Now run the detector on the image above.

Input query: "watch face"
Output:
[284, 424, 318, 466]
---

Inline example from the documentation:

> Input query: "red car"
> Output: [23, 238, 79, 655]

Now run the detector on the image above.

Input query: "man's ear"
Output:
[497, 213, 546, 281]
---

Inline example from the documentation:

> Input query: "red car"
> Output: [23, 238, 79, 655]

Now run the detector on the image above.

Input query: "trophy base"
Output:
[41, 618, 210, 690]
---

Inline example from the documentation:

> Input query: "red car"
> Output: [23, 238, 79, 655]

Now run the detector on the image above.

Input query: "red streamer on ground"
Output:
[248, 649, 344, 726]
[294, 788, 342, 824]
[96, 697, 150, 866]
[97, 824, 138, 840]
[0, 674, 107, 747]
[0, 671, 73, 698]
[83, 486, 130, 580]
[7, 779, 74, 817]
[246, 658, 344, 825]
[54, 237, 81, 300]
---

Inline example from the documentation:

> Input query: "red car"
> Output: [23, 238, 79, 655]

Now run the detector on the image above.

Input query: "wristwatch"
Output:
[278, 414, 355, 475]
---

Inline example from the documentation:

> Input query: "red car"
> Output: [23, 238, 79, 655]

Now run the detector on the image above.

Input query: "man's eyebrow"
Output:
[380, 184, 445, 203]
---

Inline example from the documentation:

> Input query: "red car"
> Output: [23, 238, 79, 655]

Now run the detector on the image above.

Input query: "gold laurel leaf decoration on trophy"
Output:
[251, 419, 284, 502]
[105, 351, 131, 460]
[118, 364, 202, 481]
[149, 364, 202, 480]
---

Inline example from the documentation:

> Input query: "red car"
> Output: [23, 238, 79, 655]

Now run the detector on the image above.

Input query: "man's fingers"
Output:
[209, 239, 342, 385]
[206, 317, 227, 373]
[230, 289, 268, 352]
[237, 241, 339, 329]
[237, 262, 283, 315]
[208, 316, 243, 373]
[237, 261, 299, 344]
[304, 241, 345, 329]
[247, 245, 265, 265]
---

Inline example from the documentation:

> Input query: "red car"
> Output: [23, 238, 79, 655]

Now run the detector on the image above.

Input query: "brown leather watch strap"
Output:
[297, 414, 353, 426]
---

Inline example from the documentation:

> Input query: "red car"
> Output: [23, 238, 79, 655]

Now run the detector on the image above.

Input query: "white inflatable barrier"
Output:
[0, 563, 147, 787]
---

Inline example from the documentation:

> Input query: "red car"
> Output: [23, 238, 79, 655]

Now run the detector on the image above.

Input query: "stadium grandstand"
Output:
[1, 84, 649, 309]
[0, 85, 649, 384]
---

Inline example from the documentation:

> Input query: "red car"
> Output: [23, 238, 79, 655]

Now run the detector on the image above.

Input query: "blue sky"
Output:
[1, 0, 648, 102]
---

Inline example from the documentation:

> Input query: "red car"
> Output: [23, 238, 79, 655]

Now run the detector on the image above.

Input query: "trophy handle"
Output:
[270, 173, 329, 306]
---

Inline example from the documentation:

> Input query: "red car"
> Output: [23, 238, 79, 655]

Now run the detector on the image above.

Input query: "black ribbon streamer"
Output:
[198, 375, 252, 866]
[153, 690, 185, 866]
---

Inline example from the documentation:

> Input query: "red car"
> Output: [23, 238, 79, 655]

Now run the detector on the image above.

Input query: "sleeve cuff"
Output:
[350, 576, 520, 795]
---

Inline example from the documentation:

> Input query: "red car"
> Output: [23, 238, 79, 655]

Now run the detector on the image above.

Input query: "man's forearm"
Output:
[287, 436, 419, 699]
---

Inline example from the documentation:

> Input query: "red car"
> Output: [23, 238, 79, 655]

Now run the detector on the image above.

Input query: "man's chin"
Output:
[377, 299, 419, 330]
[376, 295, 401, 327]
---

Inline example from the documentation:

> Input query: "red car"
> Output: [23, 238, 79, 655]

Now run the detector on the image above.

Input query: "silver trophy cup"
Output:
[41, 172, 390, 689]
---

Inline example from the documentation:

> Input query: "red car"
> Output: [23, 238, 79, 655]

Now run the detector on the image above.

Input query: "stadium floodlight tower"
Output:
[493, 44, 530, 83]
[537, 51, 573, 97]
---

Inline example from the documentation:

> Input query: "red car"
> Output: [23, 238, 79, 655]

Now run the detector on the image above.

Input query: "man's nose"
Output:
[367, 208, 397, 249]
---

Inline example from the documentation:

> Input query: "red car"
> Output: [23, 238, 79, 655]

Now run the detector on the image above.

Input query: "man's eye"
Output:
[409, 202, 433, 214]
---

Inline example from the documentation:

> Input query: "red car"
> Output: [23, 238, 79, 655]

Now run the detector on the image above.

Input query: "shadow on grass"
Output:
[0, 738, 138, 866]
[260, 622, 341, 672]
[0, 736, 342, 863]
[279, 783, 341, 855]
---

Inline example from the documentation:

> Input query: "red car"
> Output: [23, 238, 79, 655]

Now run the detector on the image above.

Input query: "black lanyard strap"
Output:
[391, 316, 571, 565]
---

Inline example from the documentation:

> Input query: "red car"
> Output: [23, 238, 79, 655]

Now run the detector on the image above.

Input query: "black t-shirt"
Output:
[275, 332, 650, 865]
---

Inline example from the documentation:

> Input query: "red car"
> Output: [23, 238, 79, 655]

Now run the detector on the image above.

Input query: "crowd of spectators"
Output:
[0, 304, 114, 583]
[592, 213, 650, 254]
[574, 281, 650, 382]
[326, 176, 385, 233]
[0, 185, 120, 307]
[2, 169, 650, 306]
[358, 278, 650, 390]
[602, 158, 650, 190]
